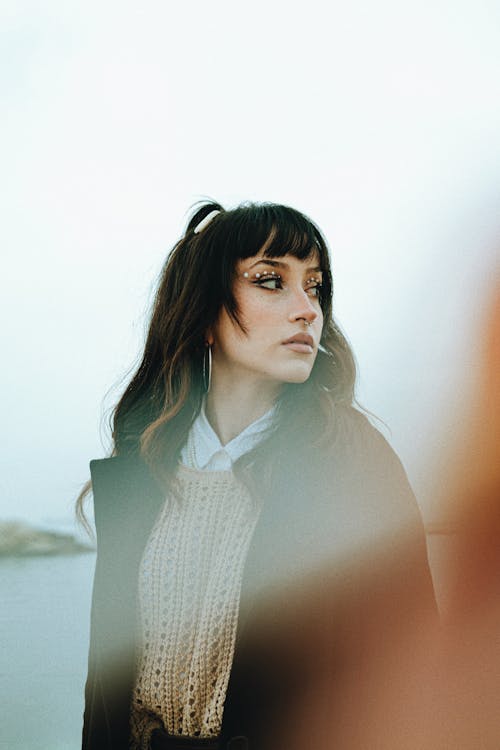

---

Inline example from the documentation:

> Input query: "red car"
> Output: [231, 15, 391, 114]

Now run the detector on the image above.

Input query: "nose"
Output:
[288, 286, 319, 326]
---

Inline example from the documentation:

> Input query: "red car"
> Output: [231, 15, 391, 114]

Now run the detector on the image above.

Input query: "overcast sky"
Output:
[1, 0, 499, 529]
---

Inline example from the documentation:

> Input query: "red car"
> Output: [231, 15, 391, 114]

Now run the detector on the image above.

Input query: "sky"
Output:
[1, 0, 499, 528]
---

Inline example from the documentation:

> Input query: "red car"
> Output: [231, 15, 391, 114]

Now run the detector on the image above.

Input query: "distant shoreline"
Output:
[0, 521, 95, 557]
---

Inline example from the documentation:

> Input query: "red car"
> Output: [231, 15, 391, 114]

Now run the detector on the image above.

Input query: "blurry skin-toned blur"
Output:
[252, 274, 500, 750]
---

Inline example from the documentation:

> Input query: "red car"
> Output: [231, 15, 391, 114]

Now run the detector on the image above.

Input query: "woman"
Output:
[81, 201, 434, 750]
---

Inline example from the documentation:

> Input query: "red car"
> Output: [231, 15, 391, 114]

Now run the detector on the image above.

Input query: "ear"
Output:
[205, 330, 214, 347]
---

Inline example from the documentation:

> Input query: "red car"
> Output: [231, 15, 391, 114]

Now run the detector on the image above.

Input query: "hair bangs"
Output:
[261, 207, 324, 264]
[220, 204, 327, 267]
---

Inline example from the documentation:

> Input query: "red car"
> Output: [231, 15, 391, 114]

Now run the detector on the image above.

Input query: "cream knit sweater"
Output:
[130, 465, 260, 748]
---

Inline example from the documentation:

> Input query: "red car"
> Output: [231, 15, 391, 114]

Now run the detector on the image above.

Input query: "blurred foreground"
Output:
[246, 279, 500, 749]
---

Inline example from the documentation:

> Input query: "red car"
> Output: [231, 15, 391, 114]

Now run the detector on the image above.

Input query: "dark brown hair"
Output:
[77, 201, 357, 524]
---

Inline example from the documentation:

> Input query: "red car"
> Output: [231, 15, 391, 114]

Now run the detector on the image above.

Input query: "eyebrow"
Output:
[248, 259, 322, 274]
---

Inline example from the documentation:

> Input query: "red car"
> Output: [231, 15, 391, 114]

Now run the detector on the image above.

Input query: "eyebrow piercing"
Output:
[242, 270, 279, 279]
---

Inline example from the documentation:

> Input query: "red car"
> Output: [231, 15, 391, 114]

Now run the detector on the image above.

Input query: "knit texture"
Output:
[130, 465, 260, 748]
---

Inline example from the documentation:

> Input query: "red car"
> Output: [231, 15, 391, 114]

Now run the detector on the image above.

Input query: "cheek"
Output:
[239, 298, 274, 329]
[212, 302, 269, 354]
[235, 287, 278, 330]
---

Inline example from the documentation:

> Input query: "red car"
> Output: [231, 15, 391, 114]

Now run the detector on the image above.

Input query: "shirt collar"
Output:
[190, 400, 277, 469]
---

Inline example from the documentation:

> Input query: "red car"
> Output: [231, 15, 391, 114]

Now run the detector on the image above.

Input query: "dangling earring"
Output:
[203, 344, 212, 392]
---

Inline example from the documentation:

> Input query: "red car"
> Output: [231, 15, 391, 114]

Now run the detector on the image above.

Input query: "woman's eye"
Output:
[250, 274, 322, 297]
[254, 275, 283, 290]
[306, 283, 322, 298]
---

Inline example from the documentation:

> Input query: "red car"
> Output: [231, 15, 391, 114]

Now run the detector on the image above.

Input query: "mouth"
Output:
[282, 333, 315, 354]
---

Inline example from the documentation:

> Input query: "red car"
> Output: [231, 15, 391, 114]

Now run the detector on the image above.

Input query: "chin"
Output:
[281, 365, 315, 384]
[287, 374, 313, 385]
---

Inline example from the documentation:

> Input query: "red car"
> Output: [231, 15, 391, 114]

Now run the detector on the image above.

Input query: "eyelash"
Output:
[251, 273, 323, 298]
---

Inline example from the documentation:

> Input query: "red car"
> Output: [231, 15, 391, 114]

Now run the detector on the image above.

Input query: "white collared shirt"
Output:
[180, 401, 277, 471]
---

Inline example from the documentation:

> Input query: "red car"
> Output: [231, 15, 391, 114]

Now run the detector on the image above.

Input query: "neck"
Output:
[205, 372, 281, 446]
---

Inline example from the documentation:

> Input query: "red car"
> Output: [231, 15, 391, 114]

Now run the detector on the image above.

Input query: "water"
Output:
[0, 553, 96, 749]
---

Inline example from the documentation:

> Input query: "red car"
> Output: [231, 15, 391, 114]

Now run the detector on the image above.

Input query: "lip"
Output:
[282, 333, 315, 354]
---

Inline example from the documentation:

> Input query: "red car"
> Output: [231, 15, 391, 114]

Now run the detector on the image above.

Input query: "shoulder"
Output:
[318, 404, 422, 527]
[327, 404, 408, 474]
[89, 454, 162, 536]
[90, 454, 144, 486]
[89, 453, 164, 493]
[273, 401, 410, 491]
[330, 403, 394, 451]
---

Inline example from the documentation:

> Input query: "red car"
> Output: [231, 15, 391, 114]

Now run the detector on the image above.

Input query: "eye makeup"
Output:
[242, 269, 323, 297]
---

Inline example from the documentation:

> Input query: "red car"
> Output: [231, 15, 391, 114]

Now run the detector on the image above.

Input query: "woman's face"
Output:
[209, 250, 324, 389]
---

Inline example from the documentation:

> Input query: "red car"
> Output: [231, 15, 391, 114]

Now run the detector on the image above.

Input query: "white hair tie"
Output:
[193, 209, 221, 234]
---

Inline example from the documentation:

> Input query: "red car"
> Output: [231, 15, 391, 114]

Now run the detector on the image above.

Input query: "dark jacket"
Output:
[82, 408, 435, 750]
